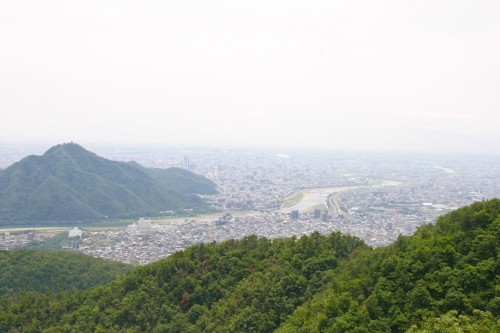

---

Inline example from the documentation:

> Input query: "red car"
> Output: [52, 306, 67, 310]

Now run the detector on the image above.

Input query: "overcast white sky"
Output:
[1, 1, 499, 152]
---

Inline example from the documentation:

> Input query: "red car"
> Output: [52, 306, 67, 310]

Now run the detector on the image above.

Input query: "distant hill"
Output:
[0, 143, 217, 226]
[0, 249, 131, 297]
[0, 200, 497, 332]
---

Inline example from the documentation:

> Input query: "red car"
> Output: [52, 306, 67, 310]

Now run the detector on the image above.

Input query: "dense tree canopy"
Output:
[0, 250, 131, 297]
[0, 143, 216, 226]
[277, 199, 500, 332]
[0, 199, 498, 332]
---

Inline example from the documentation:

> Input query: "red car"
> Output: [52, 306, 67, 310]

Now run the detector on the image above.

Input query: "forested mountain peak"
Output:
[40, 142, 139, 174]
[0, 143, 216, 226]
[44, 142, 92, 156]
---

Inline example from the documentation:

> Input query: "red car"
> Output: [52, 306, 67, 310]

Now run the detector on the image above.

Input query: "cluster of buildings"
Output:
[72, 149, 499, 264]
[0, 231, 31, 249]
[74, 210, 403, 264]
[126, 218, 152, 234]
[0, 230, 53, 250]
[1, 146, 499, 265]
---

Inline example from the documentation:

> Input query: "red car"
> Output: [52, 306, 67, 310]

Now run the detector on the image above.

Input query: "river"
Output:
[281, 180, 401, 216]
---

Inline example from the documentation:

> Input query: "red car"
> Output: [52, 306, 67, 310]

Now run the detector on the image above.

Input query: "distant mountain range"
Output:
[0, 143, 217, 226]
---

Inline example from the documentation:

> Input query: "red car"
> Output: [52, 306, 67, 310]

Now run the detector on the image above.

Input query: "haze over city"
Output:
[1, 3, 500, 331]
[1, 1, 499, 153]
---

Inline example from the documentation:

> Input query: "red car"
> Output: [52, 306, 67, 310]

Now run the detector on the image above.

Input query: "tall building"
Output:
[138, 218, 152, 234]
[184, 156, 190, 170]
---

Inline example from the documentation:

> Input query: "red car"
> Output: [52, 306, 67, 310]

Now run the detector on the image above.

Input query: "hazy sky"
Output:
[1, 1, 499, 152]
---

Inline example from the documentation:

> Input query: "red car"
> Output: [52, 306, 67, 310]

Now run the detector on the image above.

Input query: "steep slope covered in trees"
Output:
[277, 199, 499, 332]
[0, 250, 132, 297]
[0, 143, 216, 226]
[0, 232, 367, 332]
[0, 199, 498, 332]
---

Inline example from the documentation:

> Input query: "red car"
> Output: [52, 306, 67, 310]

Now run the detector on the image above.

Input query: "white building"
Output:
[138, 218, 152, 234]
[68, 227, 83, 238]
[126, 223, 138, 233]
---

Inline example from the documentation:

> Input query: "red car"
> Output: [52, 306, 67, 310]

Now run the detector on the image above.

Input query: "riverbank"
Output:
[281, 180, 402, 216]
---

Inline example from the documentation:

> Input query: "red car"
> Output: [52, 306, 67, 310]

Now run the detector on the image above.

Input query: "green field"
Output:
[281, 191, 304, 208]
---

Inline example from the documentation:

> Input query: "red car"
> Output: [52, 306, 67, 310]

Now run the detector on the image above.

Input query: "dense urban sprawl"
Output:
[1, 145, 499, 265]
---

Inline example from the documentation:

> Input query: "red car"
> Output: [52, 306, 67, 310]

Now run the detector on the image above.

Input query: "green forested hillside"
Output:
[0, 250, 131, 297]
[0, 199, 498, 332]
[277, 199, 500, 332]
[0, 232, 367, 332]
[0, 143, 216, 226]
[148, 167, 216, 196]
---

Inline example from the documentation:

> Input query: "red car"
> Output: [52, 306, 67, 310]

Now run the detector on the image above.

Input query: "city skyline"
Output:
[1, 1, 499, 153]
